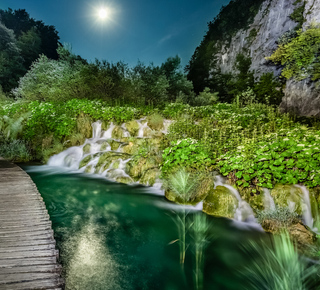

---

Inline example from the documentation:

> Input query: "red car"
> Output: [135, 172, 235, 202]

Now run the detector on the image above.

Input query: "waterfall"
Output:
[295, 185, 314, 229]
[263, 188, 275, 211]
[102, 122, 115, 139]
[48, 118, 172, 187]
[214, 176, 257, 223]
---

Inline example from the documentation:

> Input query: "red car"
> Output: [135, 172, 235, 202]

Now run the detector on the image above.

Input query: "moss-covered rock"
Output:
[79, 154, 93, 168]
[83, 144, 91, 154]
[239, 187, 264, 211]
[115, 175, 134, 184]
[112, 126, 126, 140]
[84, 165, 92, 173]
[271, 184, 303, 214]
[146, 114, 164, 131]
[95, 151, 131, 172]
[76, 113, 93, 139]
[126, 156, 158, 179]
[125, 120, 140, 137]
[139, 168, 161, 186]
[109, 140, 123, 151]
[100, 141, 110, 151]
[203, 186, 238, 218]
[143, 126, 153, 138]
[164, 176, 214, 205]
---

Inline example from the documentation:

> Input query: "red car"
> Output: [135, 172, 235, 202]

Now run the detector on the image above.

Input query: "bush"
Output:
[0, 139, 32, 162]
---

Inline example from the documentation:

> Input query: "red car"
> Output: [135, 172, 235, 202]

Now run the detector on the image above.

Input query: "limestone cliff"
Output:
[188, 0, 320, 116]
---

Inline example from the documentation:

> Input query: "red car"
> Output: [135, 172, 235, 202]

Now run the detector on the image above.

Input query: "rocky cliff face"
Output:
[209, 0, 320, 116]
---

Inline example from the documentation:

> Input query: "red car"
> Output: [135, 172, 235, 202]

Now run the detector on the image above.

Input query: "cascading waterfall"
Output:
[48, 119, 166, 188]
[214, 176, 256, 223]
[295, 185, 314, 230]
[263, 188, 275, 211]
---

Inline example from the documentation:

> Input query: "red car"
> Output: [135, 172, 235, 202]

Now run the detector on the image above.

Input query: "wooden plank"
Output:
[0, 243, 56, 253]
[0, 264, 61, 275]
[0, 256, 57, 268]
[0, 271, 61, 284]
[0, 239, 56, 248]
[0, 158, 64, 288]
[0, 278, 64, 289]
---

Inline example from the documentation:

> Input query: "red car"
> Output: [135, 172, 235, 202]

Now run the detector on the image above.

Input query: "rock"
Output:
[146, 114, 164, 131]
[126, 156, 158, 179]
[262, 219, 317, 255]
[100, 141, 111, 151]
[165, 177, 214, 206]
[112, 126, 126, 140]
[125, 120, 140, 137]
[203, 186, 238, 218]
[95, 151, 131, 172]
[139, 168, 161, 186]
[79, 154, 93, 168]
[115, 175, 134, 184]
[109, 140, 123, 151]
[83, 144, 91, 154]
[271, 184, 303, 214]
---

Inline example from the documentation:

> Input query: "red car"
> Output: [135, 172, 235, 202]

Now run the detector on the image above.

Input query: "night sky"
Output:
[0, 0, 231, 67]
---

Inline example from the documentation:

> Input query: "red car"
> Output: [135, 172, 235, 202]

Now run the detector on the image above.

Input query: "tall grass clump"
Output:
[241, 231, 319, 290]
[166, 168, 199, 264]
[0, 139, 32, 162]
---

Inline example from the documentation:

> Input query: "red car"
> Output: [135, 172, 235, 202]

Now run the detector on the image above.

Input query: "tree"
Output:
[0, 23, 24, 91]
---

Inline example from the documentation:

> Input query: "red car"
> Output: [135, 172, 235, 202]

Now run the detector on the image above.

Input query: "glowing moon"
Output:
[98, 8, 109, 20]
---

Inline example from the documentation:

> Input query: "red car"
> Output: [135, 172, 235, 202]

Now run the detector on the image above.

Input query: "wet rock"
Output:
[83, 144, 91, 154]
[139, 168, 161, 186]
[126, 156, 158, 179]
[79, 154, 93, 168]
[165, 177, 214, 205]
[203, 186, 238, 218]
[95, 151, 131, 172]
[115, 176, 134, 184]
[271, 184, 303, 214]
[125, 120, 140, 137]
[112, 126, 126, 140]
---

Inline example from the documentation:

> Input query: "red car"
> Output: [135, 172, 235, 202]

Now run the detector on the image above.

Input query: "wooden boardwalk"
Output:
[0, 158, 64, 289]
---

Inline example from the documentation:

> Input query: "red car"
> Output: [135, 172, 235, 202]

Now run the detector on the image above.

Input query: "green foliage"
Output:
[253, 72, 284, 106]
[162, 138, 213, 174]
[242, 231, 319, 290]
[218, 126, 320, 189]
[267, 24, 320, 82]
[0, 139, 32, 162]
[290, 1, 306, 31]
[193, 88, 219, 106]
[277, 30, 297, 45]
[0, 8, 60, 92]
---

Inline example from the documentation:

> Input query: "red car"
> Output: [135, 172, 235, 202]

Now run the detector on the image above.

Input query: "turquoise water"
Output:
[25, 166, 266, 290]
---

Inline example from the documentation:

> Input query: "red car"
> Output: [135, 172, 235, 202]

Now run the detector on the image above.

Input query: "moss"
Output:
[109, 140, 123, 151]
[76, 113, 93, 139]
[247, 28, 258, 43]
[83, 143, 91, 154]
[111, 126, 125, 140]
[115, 176, 134, 184]
[147, 113, 164, 131]
[238, 187, 264, 211]
[79, 154, 93, 168]
[126, 156, 158, 179]
[139, 168, 161, 186]
[125, 120, 140, 136]
[203, 186, 238, 218]
[100, 141, 110, 151]
[95, 151, 130, 171]
[270, 184, 303, 214]
[84, 165, 92, 173]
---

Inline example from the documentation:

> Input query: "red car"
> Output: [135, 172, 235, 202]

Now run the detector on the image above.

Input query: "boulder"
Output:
[203, 185, 238, 218]
[139, 168, 161, 186]
[271, 184, 303, 214]
[79, 154, 93, 168]
[112, 126, 126, 140]
[83, 144, 91, 154]
[125, 120, 140, 137]
[95, 151, 131, 172]
[126, 156, 158, 179]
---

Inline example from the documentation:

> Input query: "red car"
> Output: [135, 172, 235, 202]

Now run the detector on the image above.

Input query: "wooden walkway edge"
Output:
[0, 158, 64, 289]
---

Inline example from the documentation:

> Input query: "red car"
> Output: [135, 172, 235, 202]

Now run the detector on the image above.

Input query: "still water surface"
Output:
[25, 165, 266, 290]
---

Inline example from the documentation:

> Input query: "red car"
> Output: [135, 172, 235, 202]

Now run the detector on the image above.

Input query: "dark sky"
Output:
[0, 0, 230, 67]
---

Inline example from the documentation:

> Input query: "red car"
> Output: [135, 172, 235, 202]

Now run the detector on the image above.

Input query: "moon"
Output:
[98, 8, 109, 20]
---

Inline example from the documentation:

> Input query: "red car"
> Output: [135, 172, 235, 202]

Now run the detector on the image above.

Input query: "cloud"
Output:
[158, 34, 173, 45]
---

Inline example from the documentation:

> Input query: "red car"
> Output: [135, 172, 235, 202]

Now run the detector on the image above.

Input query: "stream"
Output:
[24, 165, 267, 290]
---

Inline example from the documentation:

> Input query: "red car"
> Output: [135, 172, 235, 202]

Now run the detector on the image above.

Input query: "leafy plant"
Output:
[162, 138, 213, 174]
